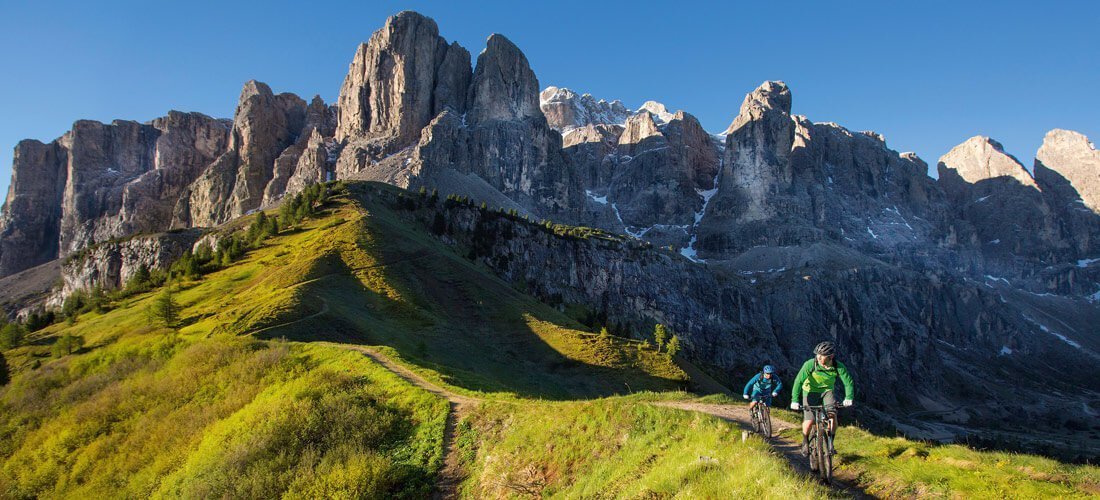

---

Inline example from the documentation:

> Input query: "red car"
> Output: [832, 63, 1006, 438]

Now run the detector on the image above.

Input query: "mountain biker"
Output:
[742, 364, 782, 412]
[789, 341, 855, 456]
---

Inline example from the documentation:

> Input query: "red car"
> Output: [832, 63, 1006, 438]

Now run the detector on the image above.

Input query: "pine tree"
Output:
[654, 324, 668, 352]
[667, 335, 682, 358]
[51, 333, 84, 357]
[149, 284, 180, 330]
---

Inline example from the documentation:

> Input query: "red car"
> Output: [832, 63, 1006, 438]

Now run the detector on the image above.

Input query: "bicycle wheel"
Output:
[821, 437, 833, 483]
[750, 407, 761, 433]
[816, 425, 831, 483]
[807, 425, 818, 472]
[761, 405, 772, 438]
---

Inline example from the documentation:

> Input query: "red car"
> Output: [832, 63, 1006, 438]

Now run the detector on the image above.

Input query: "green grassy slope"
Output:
[457, 398, 835, 499]
[0, 336, 448, 498]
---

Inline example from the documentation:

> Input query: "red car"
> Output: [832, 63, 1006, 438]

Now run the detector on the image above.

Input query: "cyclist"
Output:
[742, 364, 782, 412]
[789, 341, 855, 456]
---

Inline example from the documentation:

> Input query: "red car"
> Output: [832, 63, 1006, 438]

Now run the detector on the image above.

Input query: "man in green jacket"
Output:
[789, 341, 855, 456]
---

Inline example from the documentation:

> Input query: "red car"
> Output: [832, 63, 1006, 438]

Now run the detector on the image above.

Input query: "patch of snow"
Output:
[975, 195, 992, 203]
[1023, 315, 1082, 349]
[106, 167, 119, 174]
[999, 346, 1013, 356]
[738, 267, 787, 275]
[1076, 257, 1100, 268]
[866, 227, 878, 239]
[984, 275, 1010, 284]
[827, 176, 834, 185]
[680, 235, 701, 262]
[750, 278, 757, 284]
[988, 239, 1001, 245]
[585, 190, 608, 205]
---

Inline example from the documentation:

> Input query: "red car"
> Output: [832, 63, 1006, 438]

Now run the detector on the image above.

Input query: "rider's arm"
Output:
[743, 373, 760, 396]
[773, 377, 783, 395]
[790, 359, 812, 402]
[837, 361, 855, 402]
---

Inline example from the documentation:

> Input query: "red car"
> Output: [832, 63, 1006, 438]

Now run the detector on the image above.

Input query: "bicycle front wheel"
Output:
[761, 406, 772, 438]
[815, 426, 831, 483]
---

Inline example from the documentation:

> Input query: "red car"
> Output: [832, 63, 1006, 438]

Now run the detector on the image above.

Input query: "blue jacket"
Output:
[743, 372, 782, 396]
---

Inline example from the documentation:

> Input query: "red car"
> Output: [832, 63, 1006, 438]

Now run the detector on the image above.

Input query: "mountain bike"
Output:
[749, 395, 773, 438]
[805, 403, 835, 483]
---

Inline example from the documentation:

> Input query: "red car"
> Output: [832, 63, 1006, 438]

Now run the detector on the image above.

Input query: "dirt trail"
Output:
[654, 401, 874, 499]
[334, 345, 478, 500]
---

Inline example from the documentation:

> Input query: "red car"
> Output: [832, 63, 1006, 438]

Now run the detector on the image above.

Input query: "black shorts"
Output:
[802, 390, 836, 421]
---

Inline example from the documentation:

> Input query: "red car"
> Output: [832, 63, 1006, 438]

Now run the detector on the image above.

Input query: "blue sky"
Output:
[1, 0, 1098, 199]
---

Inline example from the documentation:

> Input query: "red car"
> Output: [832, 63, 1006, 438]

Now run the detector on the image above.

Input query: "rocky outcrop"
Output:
[608, 111, 719, 233]
[539, 86, 630, 131]
[263, 96, 337, 205]
[938, 136, 1062, 260]
[182, 81, 306, 226]
[0, 111, 229, 277]
[1036, 130, 1100, 213]
[0, 140, 67, 276]
[1034, 130, 1100, 256]
[57, 229, 202, 300]
[335, 11, 471, 176]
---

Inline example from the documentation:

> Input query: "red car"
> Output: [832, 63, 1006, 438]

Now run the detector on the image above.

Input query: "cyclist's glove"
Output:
[771, 392, 778, 397]
[790, 402, 801, 410]
[842, 399, 853, 407]
[742, 394, 749, 399]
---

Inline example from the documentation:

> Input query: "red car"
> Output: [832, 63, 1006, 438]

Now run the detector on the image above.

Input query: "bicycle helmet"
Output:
[762, 365, 775, 374]
[814, 341, 836, 357]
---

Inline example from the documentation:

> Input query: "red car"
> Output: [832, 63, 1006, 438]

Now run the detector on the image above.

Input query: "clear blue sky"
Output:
[2, 0, 1098, 199]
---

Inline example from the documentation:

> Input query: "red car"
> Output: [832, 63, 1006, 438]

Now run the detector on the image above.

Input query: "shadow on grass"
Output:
[250, 212, 686, 400]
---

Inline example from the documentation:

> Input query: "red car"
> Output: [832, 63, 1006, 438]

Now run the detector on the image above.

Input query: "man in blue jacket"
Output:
[742, 364, 782, 411]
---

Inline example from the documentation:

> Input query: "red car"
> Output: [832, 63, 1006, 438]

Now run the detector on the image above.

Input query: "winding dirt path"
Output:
[654, 401, 874, 499]
[333, 345, 479, 500]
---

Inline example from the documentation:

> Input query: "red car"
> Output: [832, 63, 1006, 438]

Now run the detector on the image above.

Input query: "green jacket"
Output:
[790, 358, 855, 403]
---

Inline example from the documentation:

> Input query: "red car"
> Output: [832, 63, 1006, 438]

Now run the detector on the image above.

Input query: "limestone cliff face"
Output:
[57, 230, 202, 300]
[375, 188, 1100, 437]
[0, 140, 67, 276]
[182, 81, 306, 226]
[0, 112, 229, 277]
[335, 11, 471, 176]
[338, 26, 582, 220]
[1035, 129, 1100, 255]
[938, 136, 1063, 260]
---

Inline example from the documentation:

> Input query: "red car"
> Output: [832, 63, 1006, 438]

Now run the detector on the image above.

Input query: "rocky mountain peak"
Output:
[466, 34, 540, 125]
[1035, 129, 1100, 213]
[723, 80, 792, 135]
[334, 11, 466, 146]
[637, 101, 676, 125]
[539, 86, 630, 131]
[618, 110, 663, 147]
[937, 136, 1036, 189]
